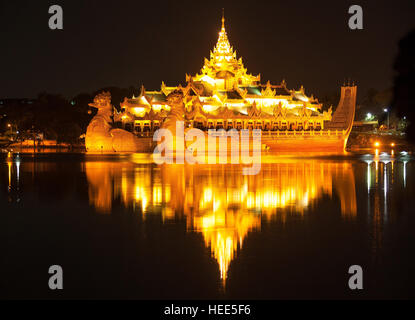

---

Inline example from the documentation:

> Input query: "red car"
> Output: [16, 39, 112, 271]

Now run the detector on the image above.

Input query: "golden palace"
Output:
[85, 13, 356, 153]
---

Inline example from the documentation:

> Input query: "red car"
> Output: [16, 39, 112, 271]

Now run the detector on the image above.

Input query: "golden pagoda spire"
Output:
[195, 12, 260, 86]
[213, 9, 234, 62]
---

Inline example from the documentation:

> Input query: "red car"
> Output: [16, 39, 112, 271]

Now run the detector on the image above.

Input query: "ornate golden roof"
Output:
[118, 12, 328, 121]
[193, 13, 260, 86]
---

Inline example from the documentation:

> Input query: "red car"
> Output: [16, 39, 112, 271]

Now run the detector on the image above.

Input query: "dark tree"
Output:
[393, 29, 415, 142]
[0, 86, 139, 145]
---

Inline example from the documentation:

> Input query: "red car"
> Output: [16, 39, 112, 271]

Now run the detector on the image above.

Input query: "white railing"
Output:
[133, 129, 346, 138]
[261, 129, 345, 137]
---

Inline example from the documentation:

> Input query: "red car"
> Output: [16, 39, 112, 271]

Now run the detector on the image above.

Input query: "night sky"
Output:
[1, 0, 414, 99]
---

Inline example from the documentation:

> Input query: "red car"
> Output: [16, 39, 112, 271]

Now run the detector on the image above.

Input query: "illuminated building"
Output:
[111, 13, 356, 152]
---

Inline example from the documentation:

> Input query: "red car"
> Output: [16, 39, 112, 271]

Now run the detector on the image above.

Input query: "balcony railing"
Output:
[132, 129, 346, 138]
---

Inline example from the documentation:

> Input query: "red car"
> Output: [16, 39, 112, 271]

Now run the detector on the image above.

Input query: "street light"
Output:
[384, 108, 390, 129]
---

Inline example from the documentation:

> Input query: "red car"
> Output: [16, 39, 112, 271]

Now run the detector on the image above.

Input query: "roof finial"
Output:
[222, 8, 225, 29]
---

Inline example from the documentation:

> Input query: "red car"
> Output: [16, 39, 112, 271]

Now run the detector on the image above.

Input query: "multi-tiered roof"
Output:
[118, 13, 331, 124]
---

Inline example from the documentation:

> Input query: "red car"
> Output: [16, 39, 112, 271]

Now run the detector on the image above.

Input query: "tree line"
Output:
[0, 86, 139, 145]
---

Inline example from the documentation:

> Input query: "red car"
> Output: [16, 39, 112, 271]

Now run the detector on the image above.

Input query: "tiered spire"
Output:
[194, 11, 260, 86]
[212, 9, 236, 63]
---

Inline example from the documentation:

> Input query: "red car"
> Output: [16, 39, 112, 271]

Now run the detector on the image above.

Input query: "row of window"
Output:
[119, 120, 324, 133]
[194, 122, 323, 131]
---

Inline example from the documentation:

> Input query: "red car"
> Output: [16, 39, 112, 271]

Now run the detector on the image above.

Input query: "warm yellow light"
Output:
[203, 105, 218, 113]
[7, 124, 11, 128]
[204, 188, 213, 203]
[297, 96, 309, 102]
[390, 142, 395, 147]
[200, 75, 215, 86]
[133, 107, 146, 116]
[135, 186, 148, 212]
[152, 104, 162, 112]
[153, 186, 163, 204]
[84, 160, 358, 283]
[374, 141, 380, 147]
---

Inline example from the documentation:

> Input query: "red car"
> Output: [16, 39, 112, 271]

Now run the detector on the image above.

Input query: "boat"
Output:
[85, 13, 355, 153]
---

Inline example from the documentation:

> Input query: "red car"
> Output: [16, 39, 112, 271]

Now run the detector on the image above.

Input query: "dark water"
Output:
[0, 151, 414, 299]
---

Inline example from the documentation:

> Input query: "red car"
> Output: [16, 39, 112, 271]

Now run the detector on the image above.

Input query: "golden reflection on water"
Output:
[85, 157, 357, 284]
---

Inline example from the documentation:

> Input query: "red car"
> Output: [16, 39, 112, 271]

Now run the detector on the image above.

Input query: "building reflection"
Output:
[2, 152, 411, 287]
[85, 158, 357, 284]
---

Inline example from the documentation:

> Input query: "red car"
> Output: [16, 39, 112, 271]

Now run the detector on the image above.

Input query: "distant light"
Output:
[384, 108, 388, 113]
[403, 116, 406, 120]
[365, 112, 374, 121]
[7, 124, 11, 127]
[391, 143, 395, 147]
[374, 141, 380, 147]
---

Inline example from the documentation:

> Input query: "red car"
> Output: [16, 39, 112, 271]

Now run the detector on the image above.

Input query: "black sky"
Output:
[0, 0, 414, 99]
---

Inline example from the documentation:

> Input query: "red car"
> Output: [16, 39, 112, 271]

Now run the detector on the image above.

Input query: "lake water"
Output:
[1, 151, 414, 299]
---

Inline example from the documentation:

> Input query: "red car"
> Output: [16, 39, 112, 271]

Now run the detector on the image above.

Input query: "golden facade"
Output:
[116, 14, 337, 135]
